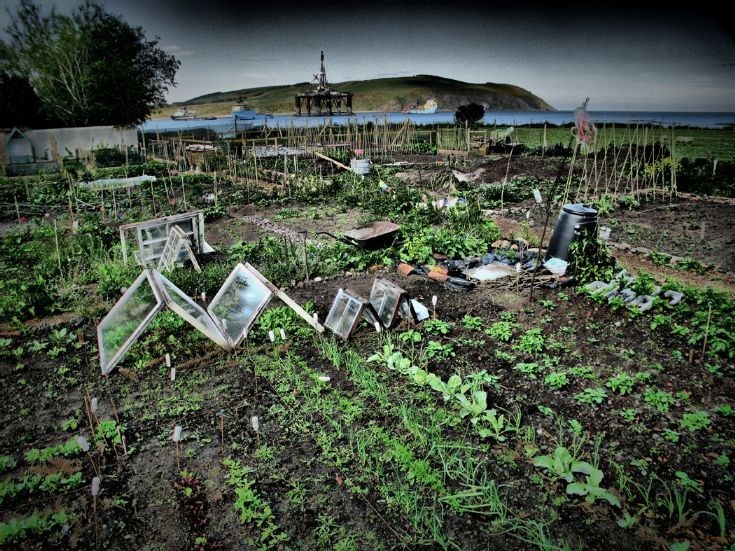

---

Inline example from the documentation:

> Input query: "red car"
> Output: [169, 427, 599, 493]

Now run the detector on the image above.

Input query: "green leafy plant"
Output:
[533, 447, 582, 483]
[675, 471, 703, 494]
[567, 467, 621, 507]
[515, 328, 545, 354]
[485, 321, 515, 342]
[513, 362, 544, 380]
[0, 456, 17, 473]
[567, 231, 616, 284]
[544, 372, 569, 390]
[643, 388, 675, 413]
[461, 315, 484, 330]
[477, 407, 520, 442]
[222, 458, 289, 549]
[398, 329, 422, 344]
[606, 373, 636, 395]
[679, 411, 710, 432]
[575, 388, 608, 406]
[424, 340, 455, 361]
[423, 319, 453, 335]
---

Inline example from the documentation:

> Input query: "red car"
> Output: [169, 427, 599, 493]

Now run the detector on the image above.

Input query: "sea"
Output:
[141, 111, 735, 136]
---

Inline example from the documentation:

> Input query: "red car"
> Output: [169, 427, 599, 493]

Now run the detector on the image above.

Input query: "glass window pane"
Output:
[325, 289, 363, 338]
[369, 279, 403, 328]
[141, 225, 168, 242]
[97, 271, 162, 374]
[155, 272, 230, 349]
[123, 212, 207, 267]
[208, 264, 273, 346]
[171, 220, 194, 235]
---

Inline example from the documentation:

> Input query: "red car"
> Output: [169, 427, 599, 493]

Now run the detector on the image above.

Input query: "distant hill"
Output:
[157, 75, 553, 117]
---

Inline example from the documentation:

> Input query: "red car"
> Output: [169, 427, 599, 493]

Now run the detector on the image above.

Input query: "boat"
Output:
[232, 99, 267, 130]
[409, 98, 438, 114]
[170, 106, 197, 120]
[232, 100, 258, 121]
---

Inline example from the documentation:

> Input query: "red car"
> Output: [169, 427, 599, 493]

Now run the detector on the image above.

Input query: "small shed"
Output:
[6, 128, 34, 164]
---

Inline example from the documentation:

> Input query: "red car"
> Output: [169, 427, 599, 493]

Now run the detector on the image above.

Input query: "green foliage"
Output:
[455, 103, 485, 125]
[534, 447, 620, 507]
[251, 303, 315, 342]
[643, 388, 675, 413]
[679, 411, 711, 431]
[544, 372, 569, 390]
[423, 319, 453, 335]
[398, 219, 498, 264]
[397, 329, 422, 344]
[515, 328, 545, 354]
[566, 467, 621, 507]
[0, 510, 71, 545]
[95, 418, 124, 445]
[675, 471, 703, 493]
[485, 321, 515, 342]
[575, 388, 608, 406]
[222, 458, 289, 549]
[424, 340, 455, 361]
[606, 373, 636, 395]
[0, 472, 83, 506]
[567, 231, 616, 284]
[0, 456, 16, 473]
[461, 315, 485, 330]
[4, 0, 179, 126]
[533, 447, 582, 483]
[513, 362, 544, 380]
[24, 438, 81, 464]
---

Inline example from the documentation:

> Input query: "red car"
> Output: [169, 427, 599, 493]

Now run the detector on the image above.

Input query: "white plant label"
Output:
[173, 425, 182, 442]
[170, 367, 176, 381]
[165, 353, 171, 368]
[251, 416, 260, 432]
[279, 328, 286, 341]
[77, 435, 90, 452]
[91, 476, 101, 496]
[268, 330, 275, 343]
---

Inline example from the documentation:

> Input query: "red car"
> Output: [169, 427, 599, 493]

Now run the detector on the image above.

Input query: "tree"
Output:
[2, 0, 180, 127]
[455, 103, 485, 126]
[0, 69, 50, 128]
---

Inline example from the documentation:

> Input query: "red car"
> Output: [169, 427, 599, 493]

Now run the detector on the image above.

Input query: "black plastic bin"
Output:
[546, 203, 598, 261]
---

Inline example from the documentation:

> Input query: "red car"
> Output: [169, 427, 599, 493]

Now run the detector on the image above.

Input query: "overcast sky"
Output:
[2, 0, 734, 111]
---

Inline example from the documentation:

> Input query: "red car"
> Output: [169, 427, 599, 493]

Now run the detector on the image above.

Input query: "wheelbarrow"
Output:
[318, 221, 400, 250]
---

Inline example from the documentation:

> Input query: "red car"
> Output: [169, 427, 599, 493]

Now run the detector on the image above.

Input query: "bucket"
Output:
[350, 158, 372, 175]
[546, 203, 598, 261]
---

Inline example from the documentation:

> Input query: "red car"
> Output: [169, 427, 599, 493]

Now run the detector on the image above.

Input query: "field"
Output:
[0, 128, 734, 550]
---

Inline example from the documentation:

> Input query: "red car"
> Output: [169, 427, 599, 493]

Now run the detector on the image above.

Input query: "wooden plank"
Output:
[312, 150, 351, 171]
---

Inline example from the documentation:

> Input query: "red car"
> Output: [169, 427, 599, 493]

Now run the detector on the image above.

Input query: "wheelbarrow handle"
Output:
[316, 231, 360, 247]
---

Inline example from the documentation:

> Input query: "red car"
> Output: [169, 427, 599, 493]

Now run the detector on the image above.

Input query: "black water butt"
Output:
[546, 203, 598, 261]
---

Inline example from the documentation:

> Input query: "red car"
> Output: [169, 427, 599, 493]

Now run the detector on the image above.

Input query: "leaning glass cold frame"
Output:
[156, 272, 230, 349]
[119, 211, 212, 267]
[97, 271, 163, 375]
[325, 289, 364, 338]
[207, 263, 273, 347]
